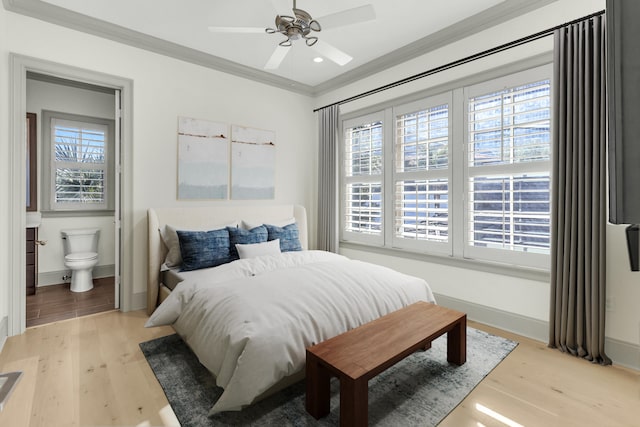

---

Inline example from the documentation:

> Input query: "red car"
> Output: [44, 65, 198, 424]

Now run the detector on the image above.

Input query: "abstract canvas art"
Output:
[177, 117, 229, 199]
[231, 125, 276, 199]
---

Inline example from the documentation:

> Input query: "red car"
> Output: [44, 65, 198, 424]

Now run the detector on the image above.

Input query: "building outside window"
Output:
[340, 64, 552, 269]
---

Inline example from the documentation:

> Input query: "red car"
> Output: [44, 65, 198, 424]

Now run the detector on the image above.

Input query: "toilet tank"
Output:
[61, 228, 100, 255]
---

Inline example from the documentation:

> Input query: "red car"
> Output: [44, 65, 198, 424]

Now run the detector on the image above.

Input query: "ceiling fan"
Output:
[208, 0, 376, 70]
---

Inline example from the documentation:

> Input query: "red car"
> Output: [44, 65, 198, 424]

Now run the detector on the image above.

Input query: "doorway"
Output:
[8, 54, 134, 336]
[25, 73, 118, 327]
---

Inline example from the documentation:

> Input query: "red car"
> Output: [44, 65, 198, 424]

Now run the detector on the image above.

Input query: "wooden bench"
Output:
[305, 301, 466, 427]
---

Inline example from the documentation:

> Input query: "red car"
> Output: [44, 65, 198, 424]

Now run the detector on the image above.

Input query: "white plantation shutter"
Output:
[342, 112, 384, 244]
[394, 179, 448, 240]
[393, 94, 452, 253]
[51, 118, 108, 210]
[340, 63, 551, 269]
[465, 67, 551, 267]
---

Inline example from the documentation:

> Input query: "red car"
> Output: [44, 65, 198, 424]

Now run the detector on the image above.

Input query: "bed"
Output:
[145, 204, 435, 414]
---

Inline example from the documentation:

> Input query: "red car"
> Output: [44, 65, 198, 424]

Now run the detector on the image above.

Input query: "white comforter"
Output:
[146, 250, 435, 414]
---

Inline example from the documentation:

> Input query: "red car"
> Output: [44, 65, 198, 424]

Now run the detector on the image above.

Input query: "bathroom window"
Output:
[42, 111, 115, 213]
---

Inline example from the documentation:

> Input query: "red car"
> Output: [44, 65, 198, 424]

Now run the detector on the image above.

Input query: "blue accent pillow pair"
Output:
[176, 222, 302, 271]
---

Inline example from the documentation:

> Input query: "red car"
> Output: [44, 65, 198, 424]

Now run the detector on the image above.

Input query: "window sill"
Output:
[339, 241, 551, 283]
[41, 210, 115, 218]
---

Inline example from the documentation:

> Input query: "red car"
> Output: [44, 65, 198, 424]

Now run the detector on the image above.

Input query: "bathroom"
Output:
[25, 72, 118, 327]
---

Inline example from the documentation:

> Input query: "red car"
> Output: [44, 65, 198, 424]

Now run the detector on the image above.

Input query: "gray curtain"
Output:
[317, 105, 340, 252]
[549, 15, 611, 365]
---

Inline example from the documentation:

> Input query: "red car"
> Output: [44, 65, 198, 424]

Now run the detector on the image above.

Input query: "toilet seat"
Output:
[65, 252, 98, 262]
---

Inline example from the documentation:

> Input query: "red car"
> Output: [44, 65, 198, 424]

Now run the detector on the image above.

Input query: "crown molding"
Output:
[312, 0, 559, 95]
[3, 0, 315, 95]
[4, 0, 558, 97]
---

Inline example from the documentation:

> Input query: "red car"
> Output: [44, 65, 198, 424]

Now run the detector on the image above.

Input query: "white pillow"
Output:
[241, 217, 296, 230]
[160, 221, 237, 267]
[236, 239, 281, 259]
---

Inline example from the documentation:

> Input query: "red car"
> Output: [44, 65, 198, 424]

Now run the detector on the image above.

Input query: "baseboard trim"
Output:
[0, 316, 8, 353]
[131, 291, 147, 312]
[433, 293, 640, 371]
[434, 293, 549, 342]
[38, 264, 115, 287]
[605, 336, 640, 371]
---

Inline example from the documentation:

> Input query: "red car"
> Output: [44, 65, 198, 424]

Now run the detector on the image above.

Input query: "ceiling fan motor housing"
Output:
[269, 7, 321, 47]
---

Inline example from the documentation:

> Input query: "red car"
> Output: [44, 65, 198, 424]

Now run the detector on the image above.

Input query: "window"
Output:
[342, 112, 384, 245]
[340, 64, 552, 269]
[464, 69, 551, 268]
[42, 111, 115, 213]
[392, 93, 452, 253]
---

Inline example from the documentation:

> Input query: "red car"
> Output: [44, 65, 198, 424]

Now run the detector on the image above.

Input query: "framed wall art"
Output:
[177, 117, 229, 199]
[230, 125, 276, 200]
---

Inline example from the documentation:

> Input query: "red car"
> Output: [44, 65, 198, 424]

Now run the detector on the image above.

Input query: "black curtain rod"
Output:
[314, 9, 605, 113]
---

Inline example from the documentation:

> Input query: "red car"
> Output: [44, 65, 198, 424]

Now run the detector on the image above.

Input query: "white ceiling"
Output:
[6, 0, 557, 94]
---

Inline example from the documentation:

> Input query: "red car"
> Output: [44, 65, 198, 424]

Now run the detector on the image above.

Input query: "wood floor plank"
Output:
[438, 321, 640, 427]
[26, 278, 115, 328]
[1, 311, 638, 427]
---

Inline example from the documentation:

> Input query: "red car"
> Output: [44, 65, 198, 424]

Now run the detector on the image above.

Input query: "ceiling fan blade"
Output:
[208, 26, 265, 34]
[317, 4, 376, 30]
[264, 45, 290, 69]
[312, 40, 352, 66]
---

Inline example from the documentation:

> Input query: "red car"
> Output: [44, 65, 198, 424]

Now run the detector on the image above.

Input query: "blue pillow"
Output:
[265, 223, 302, 252]
[227, 225, 268, 260]
[177, 228, 231, 271]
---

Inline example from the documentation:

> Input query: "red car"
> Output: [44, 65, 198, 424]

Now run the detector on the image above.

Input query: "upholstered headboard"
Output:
[147, 204, 308, 315]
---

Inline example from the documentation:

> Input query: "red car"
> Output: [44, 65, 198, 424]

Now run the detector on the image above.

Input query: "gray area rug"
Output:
[140, 328, 517, 426]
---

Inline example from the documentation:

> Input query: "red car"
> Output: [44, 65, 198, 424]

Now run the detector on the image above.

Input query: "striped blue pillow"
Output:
[227, 225, 268, 260]
[177, 228, 231, 271]
[265, 223, 302, 252]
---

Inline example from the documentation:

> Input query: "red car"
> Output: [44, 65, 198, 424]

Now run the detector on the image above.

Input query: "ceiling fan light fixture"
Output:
[305, 36, 318, 46]
[279, 38, 292, 47]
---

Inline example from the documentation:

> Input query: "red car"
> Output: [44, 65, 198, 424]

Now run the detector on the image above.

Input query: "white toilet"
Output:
[61, 228, 100, 292]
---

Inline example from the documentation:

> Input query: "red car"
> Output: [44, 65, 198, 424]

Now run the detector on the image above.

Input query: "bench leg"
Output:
[306, 354, 331, 419]
[340, 377, 368, 427]
[447, 316, 467, 365]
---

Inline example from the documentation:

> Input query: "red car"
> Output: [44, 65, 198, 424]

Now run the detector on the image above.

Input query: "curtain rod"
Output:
[313, 9, 605, 113]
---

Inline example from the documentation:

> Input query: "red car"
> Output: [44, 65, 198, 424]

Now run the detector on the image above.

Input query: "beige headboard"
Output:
[147, 204, 308, 315]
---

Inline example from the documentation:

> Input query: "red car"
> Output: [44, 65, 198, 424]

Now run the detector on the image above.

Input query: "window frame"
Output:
[339, 62, 552, 271]
[41, 110, 116, 214]
[463, 65, 552, 269]
[340, 111, 386, 246]
[391, 92, 454, 254]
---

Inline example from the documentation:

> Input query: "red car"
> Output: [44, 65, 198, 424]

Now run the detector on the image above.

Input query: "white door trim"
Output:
[8, 54, 134, 335]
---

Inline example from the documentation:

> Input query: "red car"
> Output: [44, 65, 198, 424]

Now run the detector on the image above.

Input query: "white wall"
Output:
[0, 3, 10, 338]
[317, 0, 640, 350]
[26, 78, 116, 280]
[0, 9, 317, 316]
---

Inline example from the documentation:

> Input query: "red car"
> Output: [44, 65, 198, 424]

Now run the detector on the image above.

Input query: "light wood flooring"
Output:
[26, 277, 116, 327]
[0, 310, 638, 427]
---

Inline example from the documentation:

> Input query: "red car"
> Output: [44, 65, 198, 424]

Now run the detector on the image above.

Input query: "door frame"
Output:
[8, 54, 134, 336]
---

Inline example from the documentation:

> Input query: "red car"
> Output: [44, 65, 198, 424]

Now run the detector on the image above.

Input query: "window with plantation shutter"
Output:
[340, 63, 551, 270]
[342, 112, 384, 245]
[51, 118, 108, 210]
[465, 67, 551, 267]
[393, 93, 452, 253]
